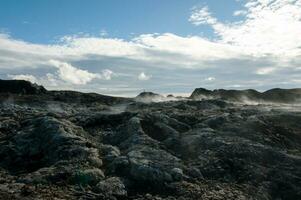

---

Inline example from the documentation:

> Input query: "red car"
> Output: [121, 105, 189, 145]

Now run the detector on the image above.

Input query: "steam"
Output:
[1, 95, 15, 105]
[135, 95, 186, 103]
[46, 103, 66, 113]
[100, 103, 129, 114]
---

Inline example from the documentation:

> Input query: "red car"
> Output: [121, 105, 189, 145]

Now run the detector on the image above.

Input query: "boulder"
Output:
[0, 116, 102, 177]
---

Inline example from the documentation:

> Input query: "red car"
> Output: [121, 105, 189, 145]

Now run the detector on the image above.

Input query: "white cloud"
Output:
[45, 73, 60, 86]
[100, 29, 108, 37]
[256, 67, 276, 75]
[189, 0, 301, 57]
[134, 33, 241, 62]
[205, 77, 216, 81]
[102, 69, 114, 80]
[49, 60, 101, 85]
[8, 74, 37, 83]
[0, 32, 244, 70]
[189, 6, 217, 25]
[47, 60, 116, 85]
[138, 72, 151, 81]
[229, 84, 243, 88]
[233, 10, 247, 16]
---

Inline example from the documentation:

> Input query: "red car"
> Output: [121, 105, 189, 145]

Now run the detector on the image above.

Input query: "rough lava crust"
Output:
[0, 80, 300, 200]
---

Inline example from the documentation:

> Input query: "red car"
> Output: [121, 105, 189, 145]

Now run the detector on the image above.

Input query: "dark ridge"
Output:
[0, 79, 47, 95]
[0, 79, 130, 105]
[2, 79, 301, 104]
[190, 87, 301, 103]
[262, 88, 301, 103]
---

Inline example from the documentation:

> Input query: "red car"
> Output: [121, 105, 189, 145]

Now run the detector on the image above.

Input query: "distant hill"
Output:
[0, 79, 130, 105]
[190, 87, 301, 103]
[2, 79, 301, 104]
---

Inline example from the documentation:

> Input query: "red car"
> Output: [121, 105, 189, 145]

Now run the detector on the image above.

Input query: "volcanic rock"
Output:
[0, 80, 300, 199]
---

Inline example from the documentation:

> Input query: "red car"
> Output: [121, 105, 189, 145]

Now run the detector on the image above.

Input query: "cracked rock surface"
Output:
[0, 80, 301, 199]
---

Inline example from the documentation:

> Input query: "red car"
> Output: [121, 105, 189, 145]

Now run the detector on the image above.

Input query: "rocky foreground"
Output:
[0, 80, 301, 200]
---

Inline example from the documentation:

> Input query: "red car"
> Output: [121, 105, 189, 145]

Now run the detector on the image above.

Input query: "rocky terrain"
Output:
[0, 80, 300, 200]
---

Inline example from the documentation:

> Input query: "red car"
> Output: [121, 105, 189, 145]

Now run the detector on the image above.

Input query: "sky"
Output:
[0, 0, 300, 96]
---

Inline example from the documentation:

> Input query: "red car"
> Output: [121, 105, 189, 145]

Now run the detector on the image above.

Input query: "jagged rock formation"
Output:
[0, 80, 301, 199]
[190, 87, 301, 104]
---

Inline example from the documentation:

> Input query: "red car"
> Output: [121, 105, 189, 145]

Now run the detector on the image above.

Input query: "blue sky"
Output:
[0, 0, 301, 96]
[0, 0, 243, 42]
